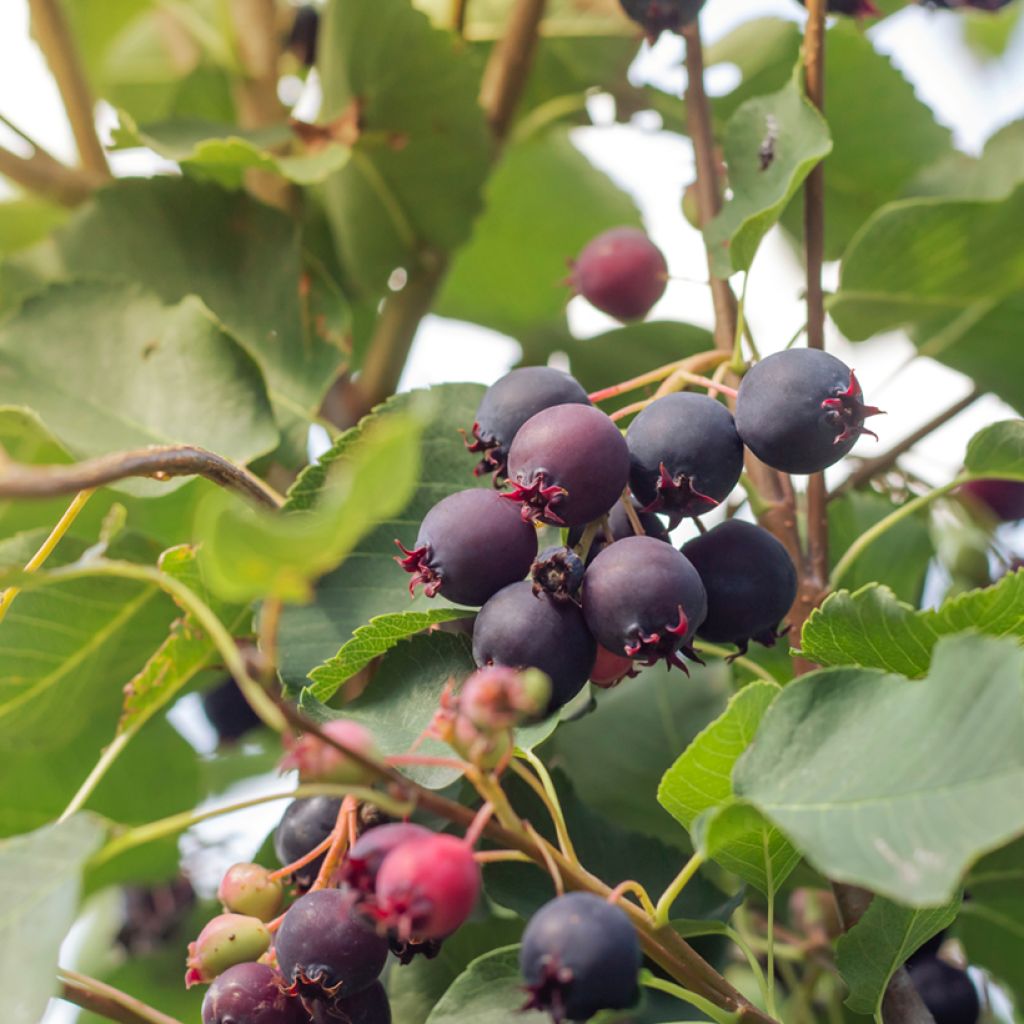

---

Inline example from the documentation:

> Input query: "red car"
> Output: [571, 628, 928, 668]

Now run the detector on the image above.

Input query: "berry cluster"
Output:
[398, 328, 879, 700]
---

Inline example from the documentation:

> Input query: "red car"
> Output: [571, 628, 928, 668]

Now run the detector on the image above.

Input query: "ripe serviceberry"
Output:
[275, 889, 389, 1006]
[395, 488, 538, 606]
[589, 644, 638, 688]
[568, 227, 668, 321]
[926, 0, 1013, 9]
[520, 892, 641, 1022]
[185, 914, 271, 987]
[682, 520, 798, 656]
[626, 392, 744, 520]
[459, 666, 551, 730]
[503, 404, 630, 526]
[582, 536, 707, 670]
[325, 981, 392, 1024]
[340, 822, 432, 896]
[464, 366, 591, 480]
[280, 720, 378, 786]
[371, 833, 480, 941]
[202, 962, 305, 1024]
[286, 5, 319, 66]
[531, 545, 586, 601]
[799, 0, 879, 15]
[218, 863, 283, 922]
[907, 957, 980, 1024]
[961, 478, 1024, 522]
[202, 677, 262, 744]
[274, 796, 342, 890]
[618, 0, 706, 40]
[735, 349, 883, 474]
[472, 581, 597, 712]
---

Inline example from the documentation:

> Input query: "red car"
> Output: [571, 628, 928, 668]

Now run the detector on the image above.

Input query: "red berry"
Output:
[340, 822, 432, 896]
[589, 645, 637, 688]
[568, 227, 668, 321]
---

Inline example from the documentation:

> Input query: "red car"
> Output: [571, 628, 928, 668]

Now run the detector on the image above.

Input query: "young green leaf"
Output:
[964, 418, 1024, 479]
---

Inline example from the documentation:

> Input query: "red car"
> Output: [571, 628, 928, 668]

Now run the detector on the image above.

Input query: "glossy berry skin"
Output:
[465, 367, 590, 479]
[274, 796, 342, 890]
[531, 545, 586, 601]
[907, 957, 980, 1024]
[520, 893, 641, 1022]
[319, 981, 392, 1024]
[472, 581, 597, 712]
[504, 404, 630, 527]
[962, 478, 1024, 522]
[396, 488, 538, 606]
[626, 393, 744, 520]
[339, 822, 432, 896]
[682, 520, 798, 655]
[582, 536, 707, 670]
[202, 962, 305, 1024]
[275, 889, 389, 1003]
[372, 833, 480, 941]
[735, 350, 882, 474]
[568, 227, 667, 321]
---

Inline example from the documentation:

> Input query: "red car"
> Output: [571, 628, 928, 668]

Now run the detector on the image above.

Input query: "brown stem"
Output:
[0, 445, 283, 509]
[830, 389, 981, 500]
[0, 142, 98, 206]
[479, 0, 546, 143]
[230, 0, 285, 129]
[59, 970, 181, 1024]
[28, 0, 110, 178]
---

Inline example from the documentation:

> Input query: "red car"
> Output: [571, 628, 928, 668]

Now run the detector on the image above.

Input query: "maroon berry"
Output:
[339, 822, 432, 896]
[626, 392, 744, 521]
[275, 889, 389, 1006]
[568, 227, 668, 321]
[217, 863, 283, 923]
[589, 645, 638, 688]
[464, 367, 591, 479]
[395, 488, 538, 606]
[582, 535, 707, 670]
[682, 520, 798, 656]
[326, 980, 392, 1024]
[503, 404, 630, 527]
[800, 0, 879, 15]
[202, 962, 305, 1024]
[280, 720, 378, 785]
[472, 581, 597, 712]
[372, 833, 480, 941]
[962, 479, 1024, 522]
[735, 349, 883, 475]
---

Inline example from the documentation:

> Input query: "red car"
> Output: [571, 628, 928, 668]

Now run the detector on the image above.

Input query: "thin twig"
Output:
[0, 141, 99, 206]
[59, 969, 181, 1024]
[0, 445, 283, 508]
[28, 0, 110, 177]
[478, 0, 546, 142]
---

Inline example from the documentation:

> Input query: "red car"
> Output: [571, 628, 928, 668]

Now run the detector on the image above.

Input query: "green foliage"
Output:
[424, 946, 545, 1024]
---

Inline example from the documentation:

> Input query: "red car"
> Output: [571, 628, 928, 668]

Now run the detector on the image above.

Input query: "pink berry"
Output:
[279, 719, 378, 785]
[568, 227, 668, 322]
[339, 822, 433, 896]
[459, 666, 551, 731]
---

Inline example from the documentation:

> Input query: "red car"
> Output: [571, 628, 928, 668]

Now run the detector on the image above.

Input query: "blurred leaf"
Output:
[0, 815, 105, 1024]
[437, 127, 640, 341]
[800, 571, 1024, 676]
[415, 0, 634, 39]
[828, 490, 933, 605]
[278, 384, 487, 689]
[911, 120, 1024, 201]
[963, 2, 1023, 56]
[964, 418, 1024, 477]
[837, 892, 961, 1015]
[0, 281, 279, 495]
[706, 73, 831, 276]
[736, 634, 1024, 905]
[0, 199, 69, 256]
[425, 945, 546, 1024]
[197, 408, 423, 603]
[958, 837, 1024, 1005]
[309, 608, 472, 699]
[318, 0, 491, 297]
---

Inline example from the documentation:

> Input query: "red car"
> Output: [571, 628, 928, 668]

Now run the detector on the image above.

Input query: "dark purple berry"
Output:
[339, 822, 432, 896]
[274, 796, 341, 890]
[961, 478, 1024, 522]
[472, 581, 597, 712]
[568, 227, 668, 321]
[925, 0, 1012, 9]
[286, 5, 319, 66]
[799, 0, 879, 15]
[520, 893, 641, 1022]
[503, 404, 630, 527]
[275, 889, 389, 1007]
[319, 980, 392, 1024]
[682, 520, 798, 656]
[464, 367, 590, 479]
[735, 350, 883, 475]
[582, 535, 707, 670]
[626, 392, 744, 521]
[618, 0, 706, 40]
[202, 677, 262, 744]
[531, 546, 585, 602]
[907, 930, 947, 965]
[907, 957, 980, 1024]
[202, 962, 305, 1024]
[395, 488, 538, 606]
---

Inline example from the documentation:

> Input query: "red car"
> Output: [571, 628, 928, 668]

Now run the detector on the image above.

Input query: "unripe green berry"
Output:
[217, 863, 283, 922]
[185, 913, 271, 988]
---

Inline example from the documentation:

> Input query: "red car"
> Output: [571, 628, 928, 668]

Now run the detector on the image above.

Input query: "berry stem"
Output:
[474, 849, 533, 864]
[386, 752, 474, 771]
[653, 366, 738, 402]
[606, 879, 658, 918]
[59, 968, 179, 1024]
[640, 971, 741, 1024]
[610, 398, 656, 422]
[267, 833, 335, 882]
[515, 748, 579, 864]
[653, 851, 706, 928]
[310, 795, 358, 890]
[589, 350, 730, 403]
[691, 641, 776, 684]
[464, 801, 496, 847]
[619, 489, 646, 537]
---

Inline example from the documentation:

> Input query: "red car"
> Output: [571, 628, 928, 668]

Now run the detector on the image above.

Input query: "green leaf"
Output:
[736, 634, 1024, 905]
[837, 893, 961, 1016]
[801, 571, 1024, 676]
[0, 199, 69, 256]
[912, 120, 1024, 202]
[278, 383, 487, 689]
[0, 281, 279, 494]
[958, 837, 1024, 1005]
[0, 815, 105, 1024]
[964, 419, 1024, 478]
[705, 73, 831, 277]
[318, 0, 491, 296]
[437, 127, 640, 341]
[111, 112, 351, 187]
[659, 682, 798, 893]
[197, 408, 424, 603]
[308, 609, 472, 699]
[425, 945, 546, 1024]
